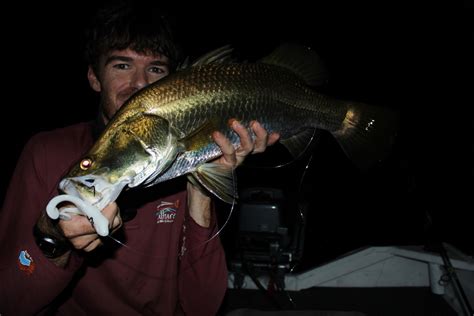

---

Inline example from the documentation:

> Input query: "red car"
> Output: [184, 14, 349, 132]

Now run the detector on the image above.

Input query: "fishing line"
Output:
[282, 152, 313, 281]
[199, 168, 237, 245]
[105, 234, 181, 260]
[297, 152, 313, 221]
[191, 146, 314, 249]
[106, 235, 130, 249]
[105, 169, 238, 258]
[247, 129, 319, 170]
[192, 129, 318, 246]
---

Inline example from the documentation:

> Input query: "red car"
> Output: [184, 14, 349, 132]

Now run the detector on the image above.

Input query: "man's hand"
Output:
[58, 202, 122, 252]
[187, 119, 280, 227]
[36, 202, 122, 267]
[212, 119, 280, 168]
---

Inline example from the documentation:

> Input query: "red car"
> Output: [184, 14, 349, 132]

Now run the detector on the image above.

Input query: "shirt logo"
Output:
[155, 200, 179, 224]
[18, 250, 35, 275]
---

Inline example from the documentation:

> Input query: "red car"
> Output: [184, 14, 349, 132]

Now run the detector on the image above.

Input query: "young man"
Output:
[0, 3, 279, 315]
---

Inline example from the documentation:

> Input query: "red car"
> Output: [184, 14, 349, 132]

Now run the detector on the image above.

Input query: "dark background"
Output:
[1, 2, 472, 269]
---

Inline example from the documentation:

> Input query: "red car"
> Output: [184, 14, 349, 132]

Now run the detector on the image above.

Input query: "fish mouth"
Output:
[59, 174, 131, 210]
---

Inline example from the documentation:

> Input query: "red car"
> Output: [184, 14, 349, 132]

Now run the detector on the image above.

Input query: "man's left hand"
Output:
[212, 119, 280, 168]
[187, 119, 279, 228]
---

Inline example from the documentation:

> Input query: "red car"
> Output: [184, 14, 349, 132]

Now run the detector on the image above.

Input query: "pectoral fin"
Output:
[188, 162, 237, 204]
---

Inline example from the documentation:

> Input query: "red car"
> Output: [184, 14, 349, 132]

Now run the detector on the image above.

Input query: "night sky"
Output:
[2, 2, 472, 266]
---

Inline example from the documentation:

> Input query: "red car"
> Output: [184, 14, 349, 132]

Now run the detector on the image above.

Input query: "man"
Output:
[0, 3, 278, 315]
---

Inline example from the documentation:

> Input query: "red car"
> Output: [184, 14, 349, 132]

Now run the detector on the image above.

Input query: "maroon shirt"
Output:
[0, 122, 227, 315]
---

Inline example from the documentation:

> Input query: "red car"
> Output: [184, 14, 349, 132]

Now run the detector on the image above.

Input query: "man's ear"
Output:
[87, 66, 101, 92]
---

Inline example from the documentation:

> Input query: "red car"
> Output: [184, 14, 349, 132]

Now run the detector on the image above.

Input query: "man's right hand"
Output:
[36, 202, 123, 267]
[58, 202, 123, 252]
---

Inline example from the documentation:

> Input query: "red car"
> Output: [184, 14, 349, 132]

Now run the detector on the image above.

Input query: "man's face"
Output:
[88, 48, 170, 124]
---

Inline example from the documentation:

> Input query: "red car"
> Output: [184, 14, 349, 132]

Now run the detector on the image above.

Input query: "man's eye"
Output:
[113, 63, 130, 70]
[149, 66, 165, 74]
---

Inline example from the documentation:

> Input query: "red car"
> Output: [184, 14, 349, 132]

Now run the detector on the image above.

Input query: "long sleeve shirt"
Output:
[0, 122, 227, 315]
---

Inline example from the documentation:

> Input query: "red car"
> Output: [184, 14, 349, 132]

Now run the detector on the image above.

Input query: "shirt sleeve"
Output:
[177, 205, 228, 316]
[0, 136, 84, 315]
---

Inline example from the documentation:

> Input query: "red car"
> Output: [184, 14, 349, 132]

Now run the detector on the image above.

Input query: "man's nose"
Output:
[130, 70, 150, 90]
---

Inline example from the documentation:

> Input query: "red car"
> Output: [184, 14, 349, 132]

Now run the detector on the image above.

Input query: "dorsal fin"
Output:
[259, 43, 327, 87]
[176, 45, 236, 71]
[191, 45, 235, 67]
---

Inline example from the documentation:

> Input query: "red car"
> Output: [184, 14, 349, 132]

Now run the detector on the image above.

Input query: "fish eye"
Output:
[80, 158, 93, 170]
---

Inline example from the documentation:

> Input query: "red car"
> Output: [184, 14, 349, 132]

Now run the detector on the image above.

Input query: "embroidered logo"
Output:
[18, 250, 35, 275]
[155, 200, 179, 224]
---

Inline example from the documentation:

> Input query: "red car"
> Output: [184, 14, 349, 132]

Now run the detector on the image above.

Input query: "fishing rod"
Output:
[437, 242, 473, 316]
[424, 210, 473, 316]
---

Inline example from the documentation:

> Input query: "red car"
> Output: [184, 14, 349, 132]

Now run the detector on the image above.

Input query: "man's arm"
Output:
[0, 137, 84, 315]
[178, 120, 279, 315]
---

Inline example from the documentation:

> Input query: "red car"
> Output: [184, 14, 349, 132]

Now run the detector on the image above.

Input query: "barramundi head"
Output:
[59, 113, 180, 210]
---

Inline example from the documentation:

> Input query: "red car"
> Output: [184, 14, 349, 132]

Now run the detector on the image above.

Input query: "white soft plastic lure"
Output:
[46, 194, 109, 236]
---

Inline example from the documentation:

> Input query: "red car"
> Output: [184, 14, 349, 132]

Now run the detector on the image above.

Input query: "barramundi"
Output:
[46, 44, 398, 236]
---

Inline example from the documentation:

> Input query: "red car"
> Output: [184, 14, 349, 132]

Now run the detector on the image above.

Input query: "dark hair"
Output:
[84, 1, 182, 74]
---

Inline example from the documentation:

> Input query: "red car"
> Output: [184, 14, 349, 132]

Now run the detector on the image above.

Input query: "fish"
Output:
[47, 43, 398, 235]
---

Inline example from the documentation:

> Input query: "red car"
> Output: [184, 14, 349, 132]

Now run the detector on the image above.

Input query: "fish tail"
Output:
[332, 102, 399, 170]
